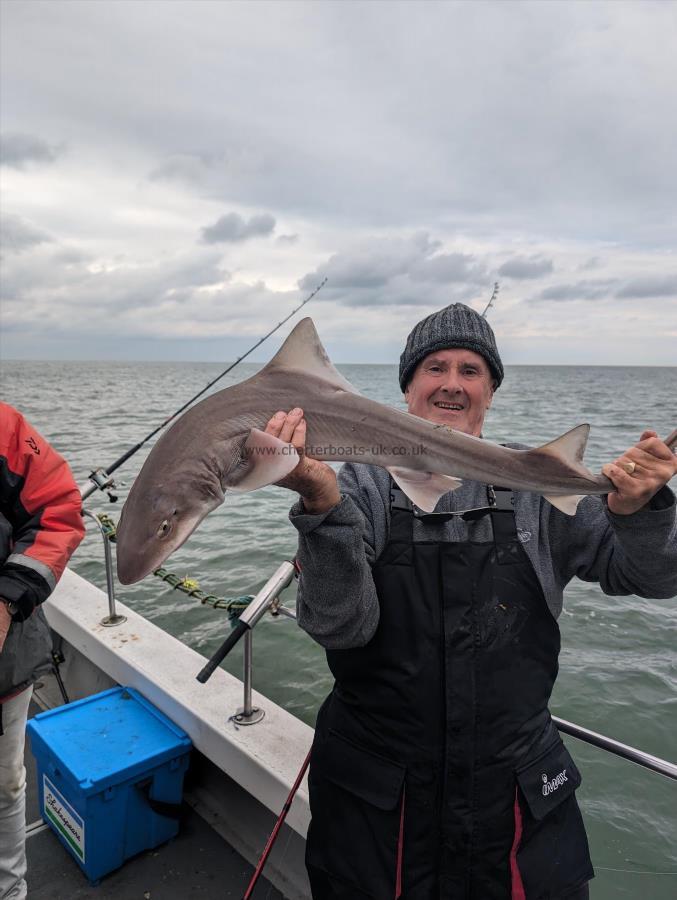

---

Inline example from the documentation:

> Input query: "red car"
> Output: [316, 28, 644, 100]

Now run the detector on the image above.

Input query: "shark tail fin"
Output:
[261, 318, 360, 394]
[387, 466, 462, 513]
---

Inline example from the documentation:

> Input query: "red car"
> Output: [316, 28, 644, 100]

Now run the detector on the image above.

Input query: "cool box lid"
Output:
[27, 686, 191, 796]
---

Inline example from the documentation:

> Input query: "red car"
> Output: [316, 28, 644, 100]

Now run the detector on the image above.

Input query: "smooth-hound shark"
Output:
[117, 317, 618, 584]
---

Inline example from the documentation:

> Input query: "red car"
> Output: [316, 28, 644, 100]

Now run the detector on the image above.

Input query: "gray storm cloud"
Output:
[616, 275, 676, 300]
[0, 214, 52, 253]
[200, 212, 276, 244]
[410, 253, 486, 285]
[498, 256, 554, 279]
[2, 246, 228, 318]
[148, 154, 211, 185]
[534, 280, 618, 303]
[0, 133, 61, 168]
[298, 234, 489, 308]
[535, 276, 677, 303]
[578, 257, 602, 272]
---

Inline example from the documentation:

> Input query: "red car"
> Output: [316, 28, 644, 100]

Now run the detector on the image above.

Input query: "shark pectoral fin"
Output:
[228, 429, 300, 493]
[387, 467, 462, 513]
[261, 317, 361, 394]
[543, 493, 586, 516]
[537, 424, 590, 465]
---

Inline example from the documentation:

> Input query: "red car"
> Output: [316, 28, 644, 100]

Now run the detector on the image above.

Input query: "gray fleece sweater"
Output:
[290, 463, 677, 650]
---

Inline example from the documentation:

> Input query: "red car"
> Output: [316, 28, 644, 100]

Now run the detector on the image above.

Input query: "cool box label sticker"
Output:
[43, 775, 86, 861]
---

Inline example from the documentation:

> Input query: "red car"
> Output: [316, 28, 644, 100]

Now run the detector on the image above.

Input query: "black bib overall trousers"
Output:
[306, 486, 594, 899]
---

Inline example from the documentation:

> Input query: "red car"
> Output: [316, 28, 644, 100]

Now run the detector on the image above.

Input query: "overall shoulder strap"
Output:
[388, 482, 415, 543]
[489, 486, 519, 545]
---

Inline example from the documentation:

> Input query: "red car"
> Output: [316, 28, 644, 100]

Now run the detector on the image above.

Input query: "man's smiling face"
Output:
[404, 348, 495, 436]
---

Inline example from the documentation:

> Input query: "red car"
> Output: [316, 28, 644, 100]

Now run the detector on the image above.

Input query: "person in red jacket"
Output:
[0, 403, 85, 900]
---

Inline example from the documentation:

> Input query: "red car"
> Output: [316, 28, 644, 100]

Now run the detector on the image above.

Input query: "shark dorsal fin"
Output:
[536, 424, 590, 467]
[262, 318, 360, 394]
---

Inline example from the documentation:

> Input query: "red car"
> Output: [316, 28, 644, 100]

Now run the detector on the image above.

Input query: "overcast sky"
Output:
[1, 0, 675, 366]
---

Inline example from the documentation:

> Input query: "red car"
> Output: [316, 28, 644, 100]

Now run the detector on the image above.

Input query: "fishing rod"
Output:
[243, 748, 312, 899]
[481, 281, 499, 318]
[79, 278, 328, 501]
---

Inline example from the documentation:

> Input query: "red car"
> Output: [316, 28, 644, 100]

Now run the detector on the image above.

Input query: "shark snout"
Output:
[116, 544, 161, 585]
[115, 525, 166, 585]
[115, 499, 211, 585]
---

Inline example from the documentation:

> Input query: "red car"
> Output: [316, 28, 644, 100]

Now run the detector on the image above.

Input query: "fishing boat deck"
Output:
[25, 700, 283, 900]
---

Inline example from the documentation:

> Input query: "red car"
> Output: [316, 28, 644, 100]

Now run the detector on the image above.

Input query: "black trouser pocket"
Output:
[515, 733, 594, 898]
[306, 729, 406, 899]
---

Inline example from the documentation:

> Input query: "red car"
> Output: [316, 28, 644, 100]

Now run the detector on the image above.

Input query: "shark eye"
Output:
[156, 519, 172, 538]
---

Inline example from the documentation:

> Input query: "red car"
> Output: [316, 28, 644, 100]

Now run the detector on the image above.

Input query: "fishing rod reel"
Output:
[80, 468, 121, 503]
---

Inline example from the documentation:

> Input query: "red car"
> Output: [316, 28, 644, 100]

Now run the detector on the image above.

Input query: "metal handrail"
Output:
[553, 716, 677, 781]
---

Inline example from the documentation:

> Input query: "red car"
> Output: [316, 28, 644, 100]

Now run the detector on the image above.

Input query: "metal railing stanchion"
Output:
[232, 630, 265, 726]
[196, 561, 297, 727]
[82, 509, 127, 627]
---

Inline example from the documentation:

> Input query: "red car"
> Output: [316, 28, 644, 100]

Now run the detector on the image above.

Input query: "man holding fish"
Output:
[115, 301, 676, 898]
[265, 304, 677, 900]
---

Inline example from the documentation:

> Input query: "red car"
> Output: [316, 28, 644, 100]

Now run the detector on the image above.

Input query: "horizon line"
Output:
[2, 358, 676, 369]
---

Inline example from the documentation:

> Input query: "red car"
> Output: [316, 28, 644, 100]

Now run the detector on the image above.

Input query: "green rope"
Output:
[96, 513, 118, 541]
[153, 567, 253, 620]
[95, 513, 253, 620]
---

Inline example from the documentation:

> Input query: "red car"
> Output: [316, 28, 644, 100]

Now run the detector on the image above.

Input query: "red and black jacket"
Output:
[1, 403, 85, 701]
[1, 402, 84, 620]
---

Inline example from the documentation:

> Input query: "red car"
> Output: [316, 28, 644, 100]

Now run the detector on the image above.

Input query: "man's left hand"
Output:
[602, 431, 677, 516]
[0, 601, 12, 654]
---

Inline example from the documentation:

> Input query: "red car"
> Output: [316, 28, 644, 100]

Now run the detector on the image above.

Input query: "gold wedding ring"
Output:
[619, 460, 636, 475]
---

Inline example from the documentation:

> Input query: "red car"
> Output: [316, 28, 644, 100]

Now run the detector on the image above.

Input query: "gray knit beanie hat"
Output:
[399, 303, 504, 391]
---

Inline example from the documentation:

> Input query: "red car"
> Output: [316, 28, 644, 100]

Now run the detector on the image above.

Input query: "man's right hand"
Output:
[264, 409, 341, 514]
[0, 600, 12, 654]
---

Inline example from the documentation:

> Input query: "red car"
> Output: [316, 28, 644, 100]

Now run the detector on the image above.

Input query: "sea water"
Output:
[2, 359, 676, 899]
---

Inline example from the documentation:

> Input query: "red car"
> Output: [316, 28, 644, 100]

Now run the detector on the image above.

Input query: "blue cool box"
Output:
[27, 686, 192, 883]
